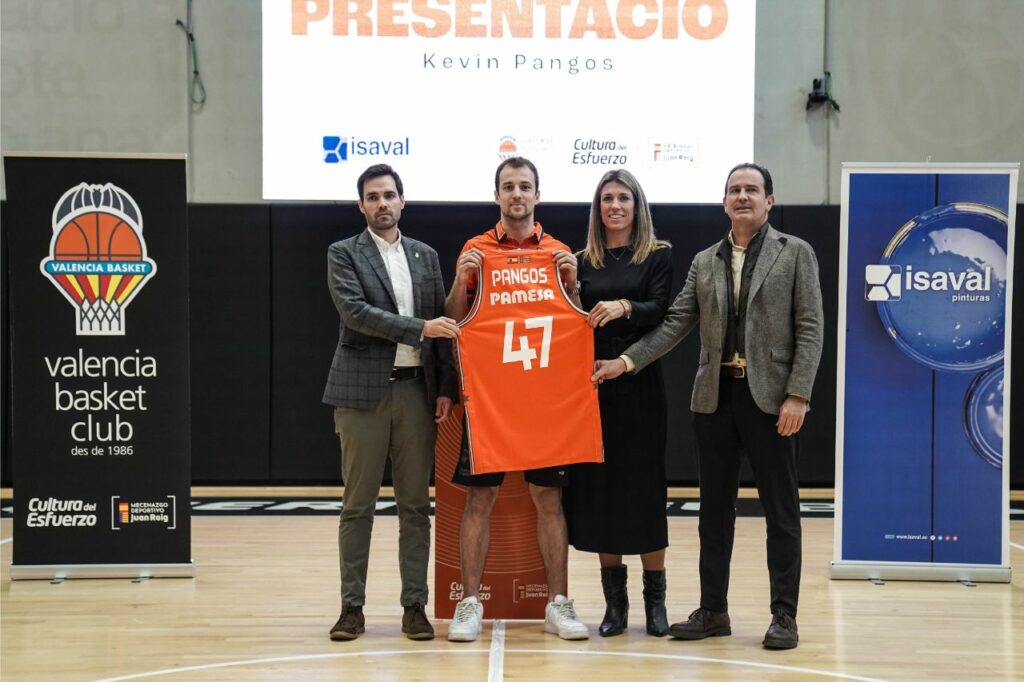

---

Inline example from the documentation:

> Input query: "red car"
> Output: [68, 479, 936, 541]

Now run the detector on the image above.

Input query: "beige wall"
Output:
[2, 0, 1022, 203]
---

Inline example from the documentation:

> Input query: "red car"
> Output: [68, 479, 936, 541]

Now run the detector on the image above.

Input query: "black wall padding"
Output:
[3, 201, 1021, 488]
[647, 203, 734, 484]
[188, 204, 272, 482]
[268, 203, 352, 481]
[2, 200, 10, 486]
[775, 206, 842, 484]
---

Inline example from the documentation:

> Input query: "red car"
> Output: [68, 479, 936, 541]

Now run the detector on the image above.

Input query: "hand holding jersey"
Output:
[421, 316, 460, 339]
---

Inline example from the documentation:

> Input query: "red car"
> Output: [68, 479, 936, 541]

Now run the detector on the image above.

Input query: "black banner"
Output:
[5, 154, 191, 576]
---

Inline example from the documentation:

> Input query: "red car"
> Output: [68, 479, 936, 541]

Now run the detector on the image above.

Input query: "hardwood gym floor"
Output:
[1, 489, 1021, 681]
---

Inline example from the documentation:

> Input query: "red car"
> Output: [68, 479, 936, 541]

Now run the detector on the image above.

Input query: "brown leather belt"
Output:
[390, 366, 424, 381]
[720, 365, 746, 379]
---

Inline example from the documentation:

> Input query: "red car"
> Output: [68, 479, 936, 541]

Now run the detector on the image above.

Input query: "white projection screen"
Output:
[263, 0, 755, 203]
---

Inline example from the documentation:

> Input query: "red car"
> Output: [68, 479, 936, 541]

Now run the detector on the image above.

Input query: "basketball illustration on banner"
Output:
[39, 182, 157, 335]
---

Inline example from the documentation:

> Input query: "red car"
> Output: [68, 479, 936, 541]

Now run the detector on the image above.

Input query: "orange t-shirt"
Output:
[455, 229, 603, 474]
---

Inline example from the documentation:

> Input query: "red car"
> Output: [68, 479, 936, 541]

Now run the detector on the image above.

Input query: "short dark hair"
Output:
[357, 164, 404, 200]
[494, 157, 539, 192]
[724, 162, 773, 196]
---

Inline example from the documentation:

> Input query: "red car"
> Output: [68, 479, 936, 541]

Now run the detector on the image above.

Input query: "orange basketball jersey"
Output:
[456, 249, 603, 475]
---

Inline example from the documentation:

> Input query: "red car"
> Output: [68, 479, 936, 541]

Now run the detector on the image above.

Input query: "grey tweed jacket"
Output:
[322, 229, 457, 409]
[626, 224, 824, 415]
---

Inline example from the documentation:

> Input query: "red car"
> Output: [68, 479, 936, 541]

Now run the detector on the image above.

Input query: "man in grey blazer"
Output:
[323, 164, 459, 641]
[593, 163, 824, 650]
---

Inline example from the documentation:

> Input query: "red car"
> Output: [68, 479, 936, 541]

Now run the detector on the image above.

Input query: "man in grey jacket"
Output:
[593, 163, 824, 650]
[323, 164, 459, 641]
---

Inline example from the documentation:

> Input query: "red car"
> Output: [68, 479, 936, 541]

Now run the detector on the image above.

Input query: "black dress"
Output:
[564, 246, 673, 554]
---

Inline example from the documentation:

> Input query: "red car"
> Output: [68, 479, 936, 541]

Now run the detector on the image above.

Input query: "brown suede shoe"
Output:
[402, 603, 435, 640]
[329, 604, 365, 641]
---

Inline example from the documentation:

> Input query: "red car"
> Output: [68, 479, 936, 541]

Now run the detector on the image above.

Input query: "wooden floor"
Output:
[1, 511, 1022, 680]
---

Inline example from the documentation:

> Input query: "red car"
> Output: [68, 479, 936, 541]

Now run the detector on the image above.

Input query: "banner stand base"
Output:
[10, 562, 196, 581]
[830, 561, 1010, 583]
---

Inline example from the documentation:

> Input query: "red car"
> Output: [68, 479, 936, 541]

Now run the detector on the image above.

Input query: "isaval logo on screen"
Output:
[323, 135, 410, 163]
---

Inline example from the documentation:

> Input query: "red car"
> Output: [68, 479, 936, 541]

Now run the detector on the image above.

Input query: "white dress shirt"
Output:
[368, 229, 422, 368]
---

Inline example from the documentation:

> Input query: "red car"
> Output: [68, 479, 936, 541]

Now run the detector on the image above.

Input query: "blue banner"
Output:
[833, 164, 1016, 581]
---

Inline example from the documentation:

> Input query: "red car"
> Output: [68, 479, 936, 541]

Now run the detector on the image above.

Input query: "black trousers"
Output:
[693, 376, 801, 617]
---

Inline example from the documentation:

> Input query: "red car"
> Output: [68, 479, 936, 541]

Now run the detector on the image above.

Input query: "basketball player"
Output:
[445, 157, 591, 643]
[323, 164, 459, 641]
[593, 163, 824, 650]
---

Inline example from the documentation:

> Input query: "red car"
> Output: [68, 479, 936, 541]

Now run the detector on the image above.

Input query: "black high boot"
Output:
[642, 569, 669, 636]
[599, 565, 628, 637]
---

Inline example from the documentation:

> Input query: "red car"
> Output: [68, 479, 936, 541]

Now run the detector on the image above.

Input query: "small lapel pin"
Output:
[414, 252, 420, 258]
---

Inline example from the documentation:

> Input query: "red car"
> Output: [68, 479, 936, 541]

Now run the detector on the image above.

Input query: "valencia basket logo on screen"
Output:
[39, 183, 156, 336]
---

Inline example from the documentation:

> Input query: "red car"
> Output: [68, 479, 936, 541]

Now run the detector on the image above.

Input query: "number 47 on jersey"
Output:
[502, 315, 553, 370]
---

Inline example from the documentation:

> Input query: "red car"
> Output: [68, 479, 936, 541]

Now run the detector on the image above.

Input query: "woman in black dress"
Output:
[564, 169, 673, 637]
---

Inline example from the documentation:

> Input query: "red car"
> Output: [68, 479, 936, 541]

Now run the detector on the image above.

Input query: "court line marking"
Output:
[92, 650, 488, 682]
[90, 647, 889, 682]
[506, 650, 889, 681]
[0, 537, 12, 545]
[1011, 542, 1024, 551]
[489, 619, 505, 682]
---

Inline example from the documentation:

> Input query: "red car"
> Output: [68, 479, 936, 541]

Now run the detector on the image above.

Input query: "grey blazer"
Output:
[322, 229, 457, 409]
[626, 225, 824, 415]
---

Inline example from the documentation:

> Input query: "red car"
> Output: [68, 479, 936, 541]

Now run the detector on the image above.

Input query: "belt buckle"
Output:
[722, 364, 746, 379]
[391, 367, 419, 382]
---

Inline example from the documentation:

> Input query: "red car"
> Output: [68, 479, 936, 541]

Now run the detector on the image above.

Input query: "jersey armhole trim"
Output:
[554, 258, 588, 317]
[457, 262, 485, 328]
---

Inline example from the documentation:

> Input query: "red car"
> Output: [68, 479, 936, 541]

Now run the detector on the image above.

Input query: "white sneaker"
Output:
[447, 596, 484, 642]
[545, 595, 589, 640]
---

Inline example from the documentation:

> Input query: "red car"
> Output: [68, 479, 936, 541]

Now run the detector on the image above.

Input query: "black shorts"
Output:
[451, 424, 568, 488]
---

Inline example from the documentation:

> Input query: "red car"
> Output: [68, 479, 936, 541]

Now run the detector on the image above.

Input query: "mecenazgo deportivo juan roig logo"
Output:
[39, 183, 156, 336]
